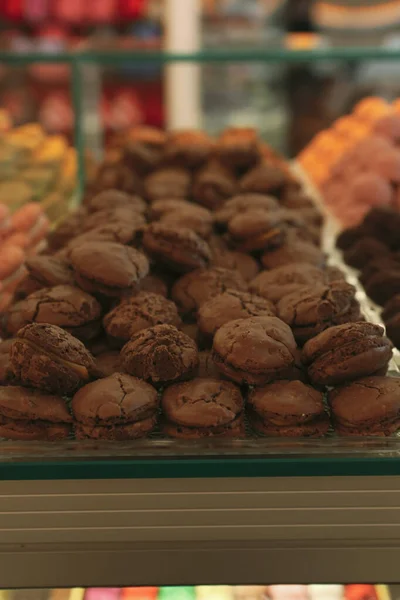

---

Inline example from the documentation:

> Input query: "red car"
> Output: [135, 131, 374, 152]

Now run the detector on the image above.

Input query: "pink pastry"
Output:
[372, 149, 400, 182]
[374, 113, 400, 142]
[348, 172, 393, 207]
[268, 585, 309, 600]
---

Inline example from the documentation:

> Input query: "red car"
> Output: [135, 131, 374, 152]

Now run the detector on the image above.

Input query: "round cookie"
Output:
[198, 289, 276, 339]
[249, 263, 326, 304]
[261, 239, 325, 270]
[121, 324, 199, 384]
[143, 223, 211, 273]
[212, 316, 297, 385]
[103, 292, 181, 347]
[171, 267, 247, 317]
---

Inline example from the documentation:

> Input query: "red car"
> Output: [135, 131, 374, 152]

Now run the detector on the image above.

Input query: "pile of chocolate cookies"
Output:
[0, 126, 398, 441]
[337, 206, 400, 350]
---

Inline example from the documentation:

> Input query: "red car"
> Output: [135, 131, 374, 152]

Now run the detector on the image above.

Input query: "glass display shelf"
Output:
[3, 46, 400, 65]
[2, 434, 400, 480]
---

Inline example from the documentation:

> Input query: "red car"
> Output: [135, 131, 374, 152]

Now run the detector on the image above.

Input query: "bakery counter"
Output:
[2, 440, 400, 587]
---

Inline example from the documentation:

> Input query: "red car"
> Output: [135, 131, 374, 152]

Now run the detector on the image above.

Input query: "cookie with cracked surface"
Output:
[86, 189, 147, 214]
[214, 194, 279, 229]
[216, 127, 260, 170]
[3, 285, 102, 340]
[159, 206, 213, 239]
[249, 263, 326, 304]
[240, 162, 287, 196]
[72, 372, 158, 425]
[164, 130, 215, 168]
[261, 239, 325, 270]
[277, 280, 357, 345]
[10, 323, 95, 395]
[25, 255, 75, 289]
[69, 242, 149, 297]
[75, 414, 158, 440]
[142, 223, 211, 273]
[103, 292, 181, 347]
[0, 339, 15, 385]
[161, 378, 244, 438]
[248, 380, 329, 437]
[82, 206, 146, 233]
[210, 247, 260, 282]
[47, 207, 87, 250]
[302, 322, 393, 387]
[123, 126, 166, 173]
[198, 289, 276, 340]
[329, 376, 400, 436]
[171, 267, 248, 318]
[0, 385, 72, 441]
[150, 198, 200, 220]
[121, 324, 199, 384]
[144, 167, 191, 202]
[212, 316, 297, 386]
[192, 161, 237, 210]
[343, 237, 389, 269]
[227, 209, 287, 253]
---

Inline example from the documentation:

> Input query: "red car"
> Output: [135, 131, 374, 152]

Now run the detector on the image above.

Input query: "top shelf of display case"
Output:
[4, 46, 400, 65]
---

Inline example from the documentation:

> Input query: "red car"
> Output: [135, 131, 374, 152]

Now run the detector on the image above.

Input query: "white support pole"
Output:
[164, 0, 202, 130]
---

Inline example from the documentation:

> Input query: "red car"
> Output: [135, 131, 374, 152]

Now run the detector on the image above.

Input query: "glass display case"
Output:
[3, 2, 400, 591]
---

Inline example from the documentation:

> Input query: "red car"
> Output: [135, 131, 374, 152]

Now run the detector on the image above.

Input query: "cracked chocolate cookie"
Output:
[214, 194, 279, 229]
[72, 372, 158, 440]
[329, 376, 400, 436]
[121, 324, 199, 384]
[210, 247, 260, 282]
[212, 316, 297, 385]
[192, 161, 237, 210]
[164, 130, 215, 168]
[69, 242, 149, 297]
[302, 322, 393, 387]
[198, 289, 276, 340]
[161, 377, 244, 438]
[171, 267, 248, 318]
[248, 380, 329, 437]
[3, 285, 102, 340]
[0, 385, 72, 441]
[159, 205, 213, 239]
[143, 223, 211, 273]
[216, 127, 260, 171]
[10, 323, 95, 395]
[144, 167, 191, 202]
[227, 209, 287, 253]
[0, 339, 15, 385]
[25, 255, 75, 289]
[103, 292, 181, 347]
[240, 162, 287, 196]
[261, 239, 325, 270]
[277, 280, 358, 345]
[123, 126, 166, 173]
[249, 263, 327, 304]
[86, 190, 147, 214]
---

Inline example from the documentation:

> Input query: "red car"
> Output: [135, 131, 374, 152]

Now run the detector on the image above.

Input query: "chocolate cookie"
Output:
[123, 126, 166, 173]
[144, 167, 191, 202]
[72, 372, 158, 439]
[93, 351, 124, 378]
[240, 162, 286, 196]
[198, 289, 276, 340]
[82, 206, 146, 233]
[212, 316, 297, 385]
[0, 339, 14, 385]
[142, 223, 211, 273]
[150, 199, 200, 220]
[248, 380, 329, 437]
[277, 280, 358, 345]
[86, 190, 147, 214]
[25, 255, 75, 289]
[159, 206, 213, 239]
[329, 375, 400, 436]
[5, 285, 102, 341]
[0, 385, 72, 441]
[364, 267, 400, 306]
[136, 274, 168, 298]
[210, 247, 260, 282]
[227, 209, 286, 253]
[384, 314, 400, 349]
[47, 207, 87, 250]
[249, 263, 326, 304]
[164, 130, 214, 168]
[70, 242, 149, 297]
[216, 127, 260, 170]
[192, 162, 237, 210]
[103, 292, 181, 347]
[10, 323, 95, 395]
[161, 378, 244, 438]
[196, 351, 221, 379]
[343, 237, 389, 269]
[302, 322, 393, 386]
[171, 267, 248, 317]
[262, 239, 325, 270]
[121, 324, 199, 384]
[214, 194, 279, 229]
